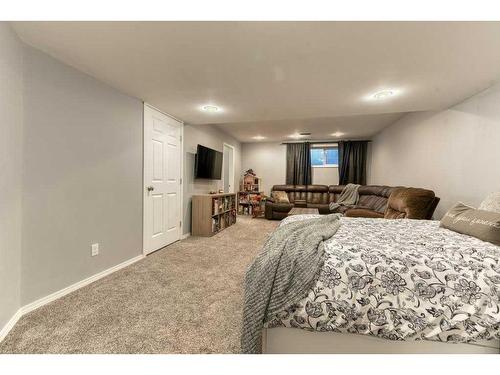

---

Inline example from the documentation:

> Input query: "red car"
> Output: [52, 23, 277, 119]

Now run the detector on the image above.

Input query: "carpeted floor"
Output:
[0, 217, 278, 354]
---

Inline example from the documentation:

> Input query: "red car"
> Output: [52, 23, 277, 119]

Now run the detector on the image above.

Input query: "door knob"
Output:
[147, 186, 154, 192]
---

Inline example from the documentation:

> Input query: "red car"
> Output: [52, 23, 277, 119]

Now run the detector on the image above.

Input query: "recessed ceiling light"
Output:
[363, 88, 402, 102]
[201, 105, 220, 113]
[331, 132, 345, 137]
[252, 135, 266, 140]
[289, 133, 304, 139]
[373, 90, 395, 100]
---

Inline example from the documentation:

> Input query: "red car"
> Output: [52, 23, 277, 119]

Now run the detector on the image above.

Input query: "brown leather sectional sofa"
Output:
[265, 184, 440, 220]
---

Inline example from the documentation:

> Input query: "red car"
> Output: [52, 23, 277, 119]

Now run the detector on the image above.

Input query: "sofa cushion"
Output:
[293, 185, 307, 202]
[358, 185, 394, 198]
[271, 190, 290, 203]
[306, 184, 329, 192]
[357, 186, 394, 213]
[272, 185, 296, 192]
[306, 185, 329, 204]
[357, 195, 389, 213]
[328, 185, 345, 203]
[329, 185, 345, 194]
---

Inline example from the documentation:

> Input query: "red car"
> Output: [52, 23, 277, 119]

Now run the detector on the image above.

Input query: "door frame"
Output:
[222, 142, 236, 193]
[143, 102, 184, 256]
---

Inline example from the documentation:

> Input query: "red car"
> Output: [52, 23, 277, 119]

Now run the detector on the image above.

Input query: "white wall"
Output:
[312, 167, 339, 186]
[21, 45, 144, 305]
[0, 23, 23, 332]
[369, 84, 500, 219]
[183, 124, 241, 235]
[241, 142, 286, 195]
[241, 142, 339, 195]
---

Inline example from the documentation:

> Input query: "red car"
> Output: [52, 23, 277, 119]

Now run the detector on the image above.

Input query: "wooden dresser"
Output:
[191, 193, 237, 236]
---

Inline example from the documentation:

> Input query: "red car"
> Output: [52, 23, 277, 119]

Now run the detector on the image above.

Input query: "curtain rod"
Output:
[280, 140, 372, 145]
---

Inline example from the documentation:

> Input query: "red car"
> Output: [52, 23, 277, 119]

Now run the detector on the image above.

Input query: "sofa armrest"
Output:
[265, 201, 293, 219]
[345, 208, 384, 218]
[265, 202, 273, 219]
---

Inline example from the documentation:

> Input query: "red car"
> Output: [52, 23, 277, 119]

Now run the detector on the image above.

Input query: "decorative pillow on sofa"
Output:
[479, 192, 500, 213]
[440, 202, 500, 246]
[271, 191, 290, 204]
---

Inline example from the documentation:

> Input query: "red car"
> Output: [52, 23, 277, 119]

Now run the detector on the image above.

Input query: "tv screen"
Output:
[194, 144, 223, 179]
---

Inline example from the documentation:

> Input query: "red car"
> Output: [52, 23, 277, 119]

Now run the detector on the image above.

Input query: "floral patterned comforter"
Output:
[265, 215, 500, 343]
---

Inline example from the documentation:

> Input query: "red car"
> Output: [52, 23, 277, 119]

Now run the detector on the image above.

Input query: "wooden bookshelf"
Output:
[192, 193, 237, 236]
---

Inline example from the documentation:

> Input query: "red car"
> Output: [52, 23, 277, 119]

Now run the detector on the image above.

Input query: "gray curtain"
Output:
[286, 142, 312, 185]
[338, 141, 368, 185]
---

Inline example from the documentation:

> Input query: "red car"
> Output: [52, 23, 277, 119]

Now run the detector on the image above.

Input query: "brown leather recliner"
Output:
[384, 187, 440, 220]
[265, 184, 440, 220]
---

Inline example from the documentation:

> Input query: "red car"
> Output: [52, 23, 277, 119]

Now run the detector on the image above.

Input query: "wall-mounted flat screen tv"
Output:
[194, 144, 223, 179]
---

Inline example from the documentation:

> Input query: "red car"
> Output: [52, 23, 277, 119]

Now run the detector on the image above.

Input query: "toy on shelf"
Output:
[250, 194, 268, 218]
[238, 169, 264, 216]
[241, 169, 260, 192]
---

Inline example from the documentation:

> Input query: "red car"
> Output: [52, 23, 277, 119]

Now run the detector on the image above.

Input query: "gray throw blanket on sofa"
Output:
[329, 183, 361, 212]
[240, 214, 342, 354]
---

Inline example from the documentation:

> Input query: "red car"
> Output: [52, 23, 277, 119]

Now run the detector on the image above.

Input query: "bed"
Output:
[254, 215, 500, 354]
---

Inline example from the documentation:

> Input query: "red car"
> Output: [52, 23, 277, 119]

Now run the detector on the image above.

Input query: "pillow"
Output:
[479, 192, 500, 213]
[271, 191, 290, 204]
[440, 202, 500, 246]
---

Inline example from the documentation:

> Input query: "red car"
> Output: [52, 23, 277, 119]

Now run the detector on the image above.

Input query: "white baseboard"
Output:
[0, 254, 144, 342]
[0, 309, 23, 342]
[181, 232, 191, 240]
[21, 254, 144, 315]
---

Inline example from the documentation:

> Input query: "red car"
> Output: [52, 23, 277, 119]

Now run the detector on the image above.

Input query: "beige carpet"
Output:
[0, 217, 278, 354]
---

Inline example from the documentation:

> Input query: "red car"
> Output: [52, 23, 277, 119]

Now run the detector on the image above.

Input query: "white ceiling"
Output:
[215, 113, 405, 143]
[12, 21, 500, 142]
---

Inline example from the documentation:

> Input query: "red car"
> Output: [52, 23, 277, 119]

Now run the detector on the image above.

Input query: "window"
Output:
[311, 146, 338, 167]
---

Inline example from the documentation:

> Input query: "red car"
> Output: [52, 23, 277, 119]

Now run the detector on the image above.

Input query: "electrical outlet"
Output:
[91, 243, 99, 256]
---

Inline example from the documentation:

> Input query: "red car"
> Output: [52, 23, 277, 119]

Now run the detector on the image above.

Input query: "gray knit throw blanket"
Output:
[240, 213, 342, 353]
[329, 183, 360, 211]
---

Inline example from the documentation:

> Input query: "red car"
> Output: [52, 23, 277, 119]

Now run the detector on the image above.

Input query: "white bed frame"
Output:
[263, 328, 500, 354]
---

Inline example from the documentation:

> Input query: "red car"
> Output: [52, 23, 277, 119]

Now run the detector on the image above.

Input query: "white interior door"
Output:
[223, 143, 235, 193]
[143, 104, 182, 255]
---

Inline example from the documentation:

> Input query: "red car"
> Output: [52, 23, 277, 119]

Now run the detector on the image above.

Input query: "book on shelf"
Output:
[210, 195, 236, 232]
